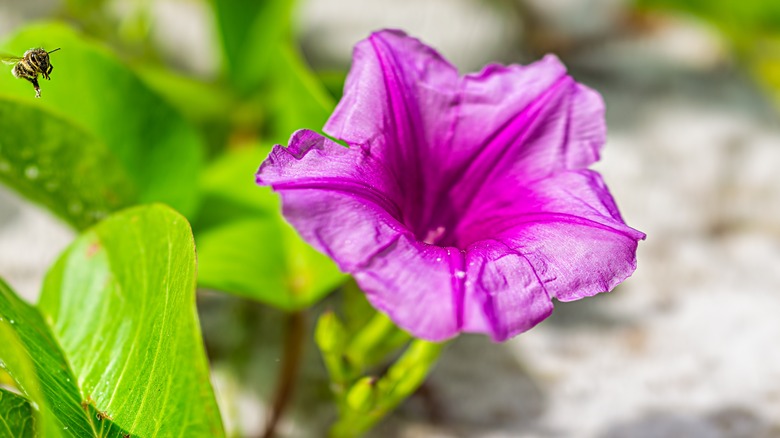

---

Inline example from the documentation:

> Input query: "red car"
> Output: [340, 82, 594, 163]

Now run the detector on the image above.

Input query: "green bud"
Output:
[315, 311, 348, 354]
[345, 377, 376, 413]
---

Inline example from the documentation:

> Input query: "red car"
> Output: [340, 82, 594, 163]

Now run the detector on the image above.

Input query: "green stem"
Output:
[344, 312, 398, 366]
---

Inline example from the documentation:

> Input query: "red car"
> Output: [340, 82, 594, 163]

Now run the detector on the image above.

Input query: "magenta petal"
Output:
[257, 130, 406, 271]
[324, 30, 459, 231]
[257, 129, 396, 208]
[447, 61, 607, 222]
[463, 170, 644, 302]
[454, 56, 605, 178]
[499, 220, 640, 303]
[273, 188, 404, 272]
[355, 236, 462, 341]
[457, 171, 643, 340]
[260, 131, 464, 340]
[463, 241, 554, 342]
[324, 29, 457, 159]
[457, 170, 644, 245]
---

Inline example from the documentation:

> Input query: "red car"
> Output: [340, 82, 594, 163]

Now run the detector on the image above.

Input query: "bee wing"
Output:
[1, 54, 22, 65]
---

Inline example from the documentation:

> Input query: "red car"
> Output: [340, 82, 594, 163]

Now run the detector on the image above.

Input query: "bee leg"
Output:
[24, 76, 41, 98]
[45, 64, 53, 80]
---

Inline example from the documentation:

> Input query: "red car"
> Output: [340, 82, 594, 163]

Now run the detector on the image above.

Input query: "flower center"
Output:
[422, 226, 446, 245]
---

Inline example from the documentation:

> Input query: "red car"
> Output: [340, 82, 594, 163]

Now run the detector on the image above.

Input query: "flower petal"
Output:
[257, 129, 402, 221]
[445, 60, 607, 221]
[323, 29, 459, 232]
[463, 240, 554, 341]
[499, 219, 641, 302]
[407, 56, 607, 238]
[272, 188, 405, 273]
[458, 170, 642, 244]
[354, 236, 464, 341]
[460, 170, 643, 330]
[454, 56, 605, 177]
[257, 130, 407, 271]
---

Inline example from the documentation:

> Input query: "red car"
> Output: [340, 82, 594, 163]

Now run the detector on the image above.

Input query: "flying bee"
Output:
[2, 47, 60, 98]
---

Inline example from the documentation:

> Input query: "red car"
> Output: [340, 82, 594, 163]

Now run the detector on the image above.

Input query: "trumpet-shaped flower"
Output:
[257, 30, 645, 341]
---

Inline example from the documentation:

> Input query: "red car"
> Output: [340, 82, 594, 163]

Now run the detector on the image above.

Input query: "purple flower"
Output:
[257, 30, 645, 342]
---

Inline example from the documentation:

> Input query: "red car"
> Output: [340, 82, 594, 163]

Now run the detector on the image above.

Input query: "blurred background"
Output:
[1, 0, 779, 437]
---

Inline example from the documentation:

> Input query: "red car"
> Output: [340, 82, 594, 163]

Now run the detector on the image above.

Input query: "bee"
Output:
[2, 47, 60, 98]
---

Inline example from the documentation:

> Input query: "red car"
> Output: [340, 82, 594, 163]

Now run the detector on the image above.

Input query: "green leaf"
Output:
[264, 45, 336, 140]
[0, 22, 204, 219]
[0, 388, 34, 438]
[194, 145, 277, 230]
[0, 99, 136, 229]
[197, 217, 344, 310]
[37, 204, 224, 437]
[211, 0, 295, 92]
[209, 0, 335, 140]
[0, 279, 127, 437]
[636, 0, 780, 35]
[135, 66, 236, 127]
[195, 146, 344, 310]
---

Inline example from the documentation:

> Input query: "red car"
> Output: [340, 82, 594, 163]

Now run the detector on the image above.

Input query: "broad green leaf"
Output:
[194, 146, 276, 230]
[135, 65, 240, 158]
[197, 217, 344, 310]
[264, 44, 336, 141]
[0, 279, 128, 437]
[0, 22, 204, 218]
[0, 98, 136, 229]
[210, 0, 335, 139]
[317, 70, 347, 102]
[135, 65, 236, 127]
[0, 387, 34, 437]
[211, 0, 295, 92]
[38, 204, 224, 437]
[195, 146, 344, 309]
